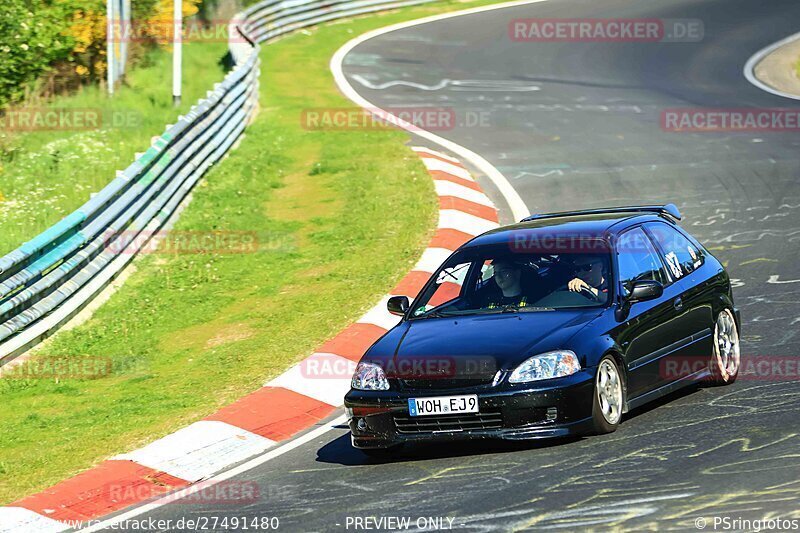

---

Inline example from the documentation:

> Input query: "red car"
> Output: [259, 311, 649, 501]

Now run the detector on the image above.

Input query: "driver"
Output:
[567, 256, 607, 300]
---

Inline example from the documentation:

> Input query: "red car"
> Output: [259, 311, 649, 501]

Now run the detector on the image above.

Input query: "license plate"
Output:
[408, 395, 479, 417]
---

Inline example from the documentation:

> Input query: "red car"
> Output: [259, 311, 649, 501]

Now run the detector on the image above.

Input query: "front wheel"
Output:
[709, 308, 740, 385]
[591, 355, 624, 434]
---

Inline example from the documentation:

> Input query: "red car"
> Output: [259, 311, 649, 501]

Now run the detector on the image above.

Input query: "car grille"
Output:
[394, 410, 504, 434]
[399, 378, 493, 390]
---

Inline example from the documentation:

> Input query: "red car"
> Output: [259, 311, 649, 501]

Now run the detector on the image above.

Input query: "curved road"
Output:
[96, 0, 800, 530]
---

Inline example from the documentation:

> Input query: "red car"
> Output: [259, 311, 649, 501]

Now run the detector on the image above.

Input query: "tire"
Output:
[591, 355, 624, 434]
[709, 308, 740, 385]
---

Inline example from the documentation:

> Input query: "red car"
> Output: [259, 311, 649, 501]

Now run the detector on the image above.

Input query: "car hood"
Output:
[366, 309, 603, 371]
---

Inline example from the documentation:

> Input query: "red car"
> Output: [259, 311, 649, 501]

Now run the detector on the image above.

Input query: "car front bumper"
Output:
[344, 370, 596, 449]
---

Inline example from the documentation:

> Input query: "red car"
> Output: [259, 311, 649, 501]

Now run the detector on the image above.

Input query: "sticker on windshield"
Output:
[665, 251, 683, 279]
[436, 263, 469, 285]
[688, 245, 702, 269]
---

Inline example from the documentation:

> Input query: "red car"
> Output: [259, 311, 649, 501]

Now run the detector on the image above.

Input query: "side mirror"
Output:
[629, 280, 663, 302]
[616, 280, 663, 321]
[387, 295, 410, 317]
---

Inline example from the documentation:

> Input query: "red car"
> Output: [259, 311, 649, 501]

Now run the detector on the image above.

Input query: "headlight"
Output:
[508, 350, 581, 383]
[351, 361, 390, 391]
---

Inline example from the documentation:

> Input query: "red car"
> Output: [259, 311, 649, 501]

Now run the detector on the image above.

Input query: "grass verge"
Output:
[0, 0, 501, 504]
[0, 41, 228, 255]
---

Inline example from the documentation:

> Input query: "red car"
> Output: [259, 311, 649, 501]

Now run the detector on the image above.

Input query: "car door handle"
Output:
[673, 297, 684, 311]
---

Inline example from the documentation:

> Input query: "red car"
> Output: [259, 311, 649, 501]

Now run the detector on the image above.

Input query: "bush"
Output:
[0, 0, 204, 109]
[0, 0, 73, 107]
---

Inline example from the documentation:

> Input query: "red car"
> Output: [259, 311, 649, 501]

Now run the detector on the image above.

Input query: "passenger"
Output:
[475, 259, 532, 309]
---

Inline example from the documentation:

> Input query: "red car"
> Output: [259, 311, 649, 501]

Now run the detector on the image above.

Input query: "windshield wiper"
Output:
[502, 304, 555, 313]
[417, 306, 554, 319]
[418, 308, 482, 319]
[418, 309, 464, 319]
[420, 310, 448, 318]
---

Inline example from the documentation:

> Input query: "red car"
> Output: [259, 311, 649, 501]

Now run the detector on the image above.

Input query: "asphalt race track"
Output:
[97, 0, 800, 530]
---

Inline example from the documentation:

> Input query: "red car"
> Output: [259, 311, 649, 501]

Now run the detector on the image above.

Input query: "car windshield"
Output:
[410, 246, 612, 319]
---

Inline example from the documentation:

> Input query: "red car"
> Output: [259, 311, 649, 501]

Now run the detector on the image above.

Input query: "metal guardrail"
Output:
[0, 0, 436, 365]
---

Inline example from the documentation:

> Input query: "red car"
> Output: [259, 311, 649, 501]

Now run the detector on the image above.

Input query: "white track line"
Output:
[439, 209, 499, 235]
[434, 180, 495, 206]
[413, 247, 455, 273]
[357, 296, 401, 330]
[412, 146, 461, 164]
[112, 421, 276, 482]
[419, 157, 474, 180]
[743, 31, 800, 101]
[330, 0, 542, 222]
[266, 353, 356, 406]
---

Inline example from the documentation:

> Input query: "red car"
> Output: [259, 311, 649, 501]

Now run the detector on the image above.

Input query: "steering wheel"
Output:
[578, 285, 601, 301]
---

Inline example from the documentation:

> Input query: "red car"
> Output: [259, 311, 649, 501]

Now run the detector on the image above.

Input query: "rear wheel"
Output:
[709, 308, 740, 384]
[591, 356, 624, 434]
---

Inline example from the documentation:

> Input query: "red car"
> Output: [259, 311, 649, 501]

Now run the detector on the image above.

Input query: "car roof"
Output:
[463, 212, 675, 249]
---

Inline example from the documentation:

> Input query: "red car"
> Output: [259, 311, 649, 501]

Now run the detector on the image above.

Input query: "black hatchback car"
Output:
[345, 205, 741, 453]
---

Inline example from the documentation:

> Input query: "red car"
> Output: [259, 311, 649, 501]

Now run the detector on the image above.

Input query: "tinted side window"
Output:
[646, 223, 704, 280]
[616, 227, 668, 291]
